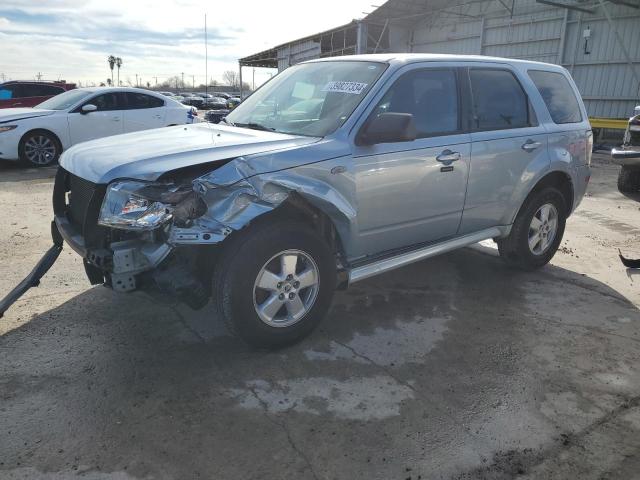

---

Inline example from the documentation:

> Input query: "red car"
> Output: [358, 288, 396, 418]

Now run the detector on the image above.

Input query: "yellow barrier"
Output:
[589, 117, 628, 130]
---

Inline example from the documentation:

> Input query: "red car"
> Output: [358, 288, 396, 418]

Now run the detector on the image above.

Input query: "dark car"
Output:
[204, 108, 230, 123]
[0, 81, 76, 109]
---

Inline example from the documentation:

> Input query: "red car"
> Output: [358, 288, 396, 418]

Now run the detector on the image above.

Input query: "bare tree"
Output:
[106, 78, 112, 86]
[222, 70, 239, 88]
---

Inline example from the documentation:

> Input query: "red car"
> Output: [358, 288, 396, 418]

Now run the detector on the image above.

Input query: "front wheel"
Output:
[212, 221, 336, 349]
[19, 130, 61, 167]
[497, 187, 567, 270]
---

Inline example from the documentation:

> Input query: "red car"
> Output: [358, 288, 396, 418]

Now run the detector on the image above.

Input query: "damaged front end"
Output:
[38, 154, 354, 311]
[50, 167, 215, 309]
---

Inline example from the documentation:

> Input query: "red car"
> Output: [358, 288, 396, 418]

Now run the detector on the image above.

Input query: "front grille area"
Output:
[68, 174, 97, 227]
[53, 168, 107, 248]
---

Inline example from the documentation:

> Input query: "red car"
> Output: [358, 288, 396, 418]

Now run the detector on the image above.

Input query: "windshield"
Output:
[225, 61, 387, 137]
[36, 89, 92, 110]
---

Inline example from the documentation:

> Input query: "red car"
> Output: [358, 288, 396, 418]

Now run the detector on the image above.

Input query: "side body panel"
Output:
[67, 110, 124, 145]
[123, 106, 167, 132]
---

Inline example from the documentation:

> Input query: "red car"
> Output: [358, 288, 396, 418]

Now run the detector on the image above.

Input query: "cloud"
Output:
[0, 0, 374, 86]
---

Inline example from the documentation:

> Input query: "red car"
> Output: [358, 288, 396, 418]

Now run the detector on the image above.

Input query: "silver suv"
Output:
[1, 54, 593, 348]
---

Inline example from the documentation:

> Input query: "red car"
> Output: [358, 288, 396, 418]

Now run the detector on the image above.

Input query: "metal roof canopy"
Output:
[239, 21, 362, 68]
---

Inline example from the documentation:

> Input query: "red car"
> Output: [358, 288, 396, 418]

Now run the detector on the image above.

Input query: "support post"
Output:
[557, 7, 569, 65]
[239, 63, 243, 99]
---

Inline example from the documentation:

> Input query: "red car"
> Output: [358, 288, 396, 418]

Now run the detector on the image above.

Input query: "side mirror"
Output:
[81, 104, 97, 114]
[357, 112, 417, 146]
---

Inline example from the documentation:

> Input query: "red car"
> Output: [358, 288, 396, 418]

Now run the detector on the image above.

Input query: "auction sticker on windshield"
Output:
[322, 81, 368, 94]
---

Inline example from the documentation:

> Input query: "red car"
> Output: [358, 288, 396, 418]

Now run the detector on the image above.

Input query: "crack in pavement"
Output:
[170, 305, 207, 344]
[246, 385, 320, 480]
[533, 313, 640, 345]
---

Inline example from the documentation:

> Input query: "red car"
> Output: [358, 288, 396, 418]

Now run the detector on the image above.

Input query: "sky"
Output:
[0, 0, 377, 89]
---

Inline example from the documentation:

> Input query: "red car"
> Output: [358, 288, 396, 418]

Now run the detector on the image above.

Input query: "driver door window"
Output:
[68, 93, 124, 145]
[372, 69, 460, 138]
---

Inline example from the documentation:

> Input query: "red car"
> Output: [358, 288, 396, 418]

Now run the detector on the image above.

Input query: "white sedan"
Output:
[0, 87, 196, 167]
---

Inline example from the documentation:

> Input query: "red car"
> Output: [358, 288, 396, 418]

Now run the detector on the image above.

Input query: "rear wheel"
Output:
[19, 131, 60, 167]
[212, 221, 336, 349]
[618, 166, 640, 193]
[497, 187, 567, 270]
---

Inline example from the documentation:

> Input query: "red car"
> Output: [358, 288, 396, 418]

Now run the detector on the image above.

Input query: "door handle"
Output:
[436, 150, 461, 165]
[522, 140, 541, 152]
[154, 114, 162, 119]
[112, 117, 120, 122]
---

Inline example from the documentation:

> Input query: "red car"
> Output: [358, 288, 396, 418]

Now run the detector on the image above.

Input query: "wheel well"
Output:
[245, 194, 347, 261]
[19, 128, 63, 153]
[529, 171, 574, 216]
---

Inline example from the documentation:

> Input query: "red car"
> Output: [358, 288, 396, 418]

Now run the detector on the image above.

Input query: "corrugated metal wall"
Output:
[388, 0, 640, 118]
[277, 41, 321, 71]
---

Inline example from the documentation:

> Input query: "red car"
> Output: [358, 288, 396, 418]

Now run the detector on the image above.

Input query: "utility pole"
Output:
[181, 72, 184, 91]
[192, 75, 195, 89]
[153, 76, 158, 86]
[135, 73, 138, 87]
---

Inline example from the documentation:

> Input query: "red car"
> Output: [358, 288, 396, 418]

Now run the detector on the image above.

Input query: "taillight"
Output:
[586, 130, 593, 166]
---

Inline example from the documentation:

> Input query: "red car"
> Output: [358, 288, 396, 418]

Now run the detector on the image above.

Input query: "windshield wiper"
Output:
[219, 117, 235, 126]
[233, 122, 276, 132]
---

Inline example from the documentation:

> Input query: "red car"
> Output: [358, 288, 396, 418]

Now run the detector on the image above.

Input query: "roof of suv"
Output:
[305, 53, 564, 70]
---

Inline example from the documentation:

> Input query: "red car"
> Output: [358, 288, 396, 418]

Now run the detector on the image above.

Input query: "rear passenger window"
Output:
[127, 93, 164, 109]
[469, 69, 531, 130]
[528, 70, 582, 124]
[373, 69, 459, 137]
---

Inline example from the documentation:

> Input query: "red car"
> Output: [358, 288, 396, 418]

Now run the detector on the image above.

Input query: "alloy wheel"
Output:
[253, 249, 320, 328]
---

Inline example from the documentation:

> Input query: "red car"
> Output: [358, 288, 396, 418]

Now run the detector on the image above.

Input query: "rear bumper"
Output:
[611, 148, 640, 167]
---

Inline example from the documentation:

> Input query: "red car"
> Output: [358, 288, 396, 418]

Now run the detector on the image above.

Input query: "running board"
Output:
[348, 227, 503, 284]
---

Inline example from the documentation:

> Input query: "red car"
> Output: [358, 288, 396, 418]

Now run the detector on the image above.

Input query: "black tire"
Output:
[212, 221, 336, 349]
[18, 130, 61, 167]
[497, 187, 567, 270]
[618, 166, 640, 193]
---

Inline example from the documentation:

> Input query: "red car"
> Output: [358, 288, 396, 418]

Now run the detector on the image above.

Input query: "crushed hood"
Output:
[60, 123, 320, 184]
[0, 108, 56, 123]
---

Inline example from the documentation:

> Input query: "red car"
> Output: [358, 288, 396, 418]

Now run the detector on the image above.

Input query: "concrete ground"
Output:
[1, 153, 639, 480]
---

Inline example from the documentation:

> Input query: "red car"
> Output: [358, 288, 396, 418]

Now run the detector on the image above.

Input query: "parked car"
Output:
[212, 92, 231, 100]
[180, 93, 204, 108]
[204, 96, 228, 110]
[0, 87, 195, 167]
[158, 91, 175, 97]
[204, 108, 230, 124]
[0, 80, 76, 109]
[612, 106, 640, 193]
[2, 54, 592, 348]
[227, 96, 242, 109]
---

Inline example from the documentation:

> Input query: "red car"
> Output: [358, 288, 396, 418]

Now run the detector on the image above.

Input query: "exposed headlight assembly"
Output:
[98, 181, 174, 230]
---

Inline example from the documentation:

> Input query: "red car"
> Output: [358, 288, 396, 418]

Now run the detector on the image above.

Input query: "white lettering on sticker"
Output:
[322, 81, 368, 94]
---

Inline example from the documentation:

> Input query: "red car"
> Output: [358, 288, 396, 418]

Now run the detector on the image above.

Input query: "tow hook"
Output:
[0, 221, 63, 318]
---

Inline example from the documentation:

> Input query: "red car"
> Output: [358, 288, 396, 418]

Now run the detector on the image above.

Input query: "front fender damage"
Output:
[169, 157, 356, 250]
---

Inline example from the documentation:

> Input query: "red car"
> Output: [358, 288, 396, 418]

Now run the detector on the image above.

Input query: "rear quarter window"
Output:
[528, 70, 583, 124]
